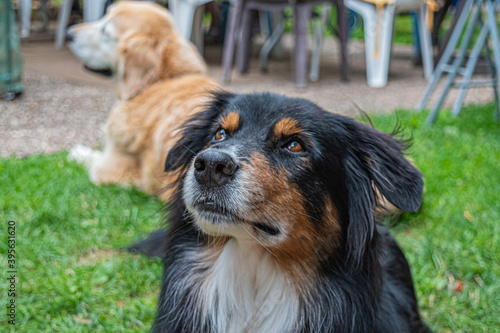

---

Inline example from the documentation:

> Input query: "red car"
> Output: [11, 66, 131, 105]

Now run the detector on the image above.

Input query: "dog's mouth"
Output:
[190, 200, 243, 237]
[193, 200, 237, 219]
[192, 200, 282, 237]
[253, 222, 281, 236]
[196, 200, 225, 214]
[83, 65, 113, 77]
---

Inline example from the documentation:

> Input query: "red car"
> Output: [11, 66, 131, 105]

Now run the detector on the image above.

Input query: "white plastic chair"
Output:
[169, 0, 213, 53]
[344, 0, 434, 87]
[55, 0, 108, 48]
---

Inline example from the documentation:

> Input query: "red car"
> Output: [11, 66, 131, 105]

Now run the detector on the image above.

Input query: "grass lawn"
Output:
[1, 103, 500, 332]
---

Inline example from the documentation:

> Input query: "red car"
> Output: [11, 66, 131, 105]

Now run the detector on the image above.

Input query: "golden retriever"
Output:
[68, 1, 217, 201]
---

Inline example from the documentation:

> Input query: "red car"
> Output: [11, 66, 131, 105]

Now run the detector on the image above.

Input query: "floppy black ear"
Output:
[164, 92, 233, 173]
[340, 118, 423, 270]
[351, 122, 423, 212]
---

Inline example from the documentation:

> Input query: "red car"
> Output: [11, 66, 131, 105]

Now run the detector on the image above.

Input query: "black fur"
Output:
[127, 229, 166, 257]
[134, 92, 430, 333]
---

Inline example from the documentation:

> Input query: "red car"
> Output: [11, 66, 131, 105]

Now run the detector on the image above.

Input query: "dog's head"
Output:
[68, 1, 206, 100]
[166, 93, 423, 271]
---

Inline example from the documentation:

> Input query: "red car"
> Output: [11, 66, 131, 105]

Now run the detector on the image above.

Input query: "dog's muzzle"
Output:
[194, 150, 238, 188]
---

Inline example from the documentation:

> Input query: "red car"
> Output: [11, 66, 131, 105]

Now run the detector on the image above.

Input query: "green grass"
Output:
[371, 104, 500, 332]
[1, 103, 500, 332]
[0, 154, 164, 332]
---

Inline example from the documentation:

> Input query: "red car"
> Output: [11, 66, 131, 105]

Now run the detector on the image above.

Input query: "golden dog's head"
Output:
[68, 1, 207, 99]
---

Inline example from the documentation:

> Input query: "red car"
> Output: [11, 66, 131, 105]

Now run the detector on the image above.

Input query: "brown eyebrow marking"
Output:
[273, 118, 302, 138]
[220, 112, 240, 132]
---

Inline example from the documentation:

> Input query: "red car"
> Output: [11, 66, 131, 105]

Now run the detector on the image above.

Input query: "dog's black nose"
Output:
[194, 151, 238, 187]
[66, 28, 74, 43]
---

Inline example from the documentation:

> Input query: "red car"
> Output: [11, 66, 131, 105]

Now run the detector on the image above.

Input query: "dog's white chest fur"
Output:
[202, 239, 299, 333]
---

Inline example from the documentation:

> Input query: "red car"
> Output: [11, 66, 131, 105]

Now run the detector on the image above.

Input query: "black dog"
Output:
[136, 92, 430, 333]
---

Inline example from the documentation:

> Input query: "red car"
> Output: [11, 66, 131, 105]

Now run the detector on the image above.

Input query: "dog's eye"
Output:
[214, 128, 226, 141]
[284, 140, 305, 153]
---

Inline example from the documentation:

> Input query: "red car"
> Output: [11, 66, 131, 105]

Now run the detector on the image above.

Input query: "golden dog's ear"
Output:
[118, 33, 163, 100]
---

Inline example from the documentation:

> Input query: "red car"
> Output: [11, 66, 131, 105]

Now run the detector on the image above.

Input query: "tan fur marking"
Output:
[322, 196, 342, 253]
[220, 112, 240, 133]
[242, 153, 342, 290]
[206, 235, 231, 251]
[273, 118, 301, 138]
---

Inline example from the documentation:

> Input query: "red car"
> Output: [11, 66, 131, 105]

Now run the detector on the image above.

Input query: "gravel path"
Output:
[1, 71, 114, 158]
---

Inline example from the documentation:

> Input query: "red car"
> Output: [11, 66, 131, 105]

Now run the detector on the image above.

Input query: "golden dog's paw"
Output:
[68, 144, 100, 169]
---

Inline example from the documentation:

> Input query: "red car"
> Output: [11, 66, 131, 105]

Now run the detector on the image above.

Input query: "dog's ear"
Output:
[117, 33, 164, 100]
[351, 122, 423, 212]
[164, 92, 234, 174]
[334, 117, 423, 270]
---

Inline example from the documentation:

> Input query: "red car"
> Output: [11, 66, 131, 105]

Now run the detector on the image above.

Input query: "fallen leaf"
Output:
[72, 314, 91, 325]
[77, 250, 116, 266]
[464, 211, 474, 222]
[454, 280, 464, 293]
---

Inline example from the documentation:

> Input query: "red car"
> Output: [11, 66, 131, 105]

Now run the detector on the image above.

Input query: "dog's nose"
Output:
[194, 151, 238, 187]
[66, 28, 74, 43]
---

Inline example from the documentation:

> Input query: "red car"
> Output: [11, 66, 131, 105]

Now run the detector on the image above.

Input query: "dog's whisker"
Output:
[243, 228, 277, 258]
[182, 144, 197, 156]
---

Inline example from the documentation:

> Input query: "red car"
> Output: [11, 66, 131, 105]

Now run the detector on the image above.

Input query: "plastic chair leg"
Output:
[418, 5, 434, 80]
[20, 0, 32, 38]
[485, 0, 500, 121]
[336, 1, 349, 81]
[55, 0, 73, 48]
[168, 0, 178, 14]
[368, 6, 395, 87]
[309, 15, 323, 82]
[222, 0, 244, 83]
[425, 2, 481, 125]
[236, 8, 257, 74]
[294, 3, 312, 89]
[260, 16, 285, 73]
[175, 1, 197, 40]
[367, 5, 394, 88]
[191, 5, 206, 54]
[345, 0, 395, 87]
[417, 0, 475, 110]
[308, 3, 349, 83]
[83, 0, 107, 22]
[451, 20, 488, 116]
